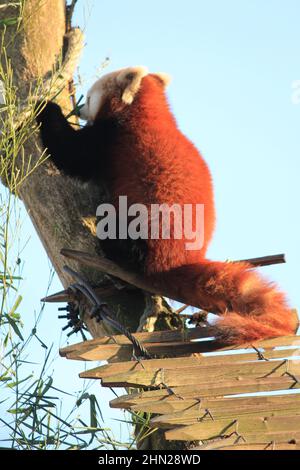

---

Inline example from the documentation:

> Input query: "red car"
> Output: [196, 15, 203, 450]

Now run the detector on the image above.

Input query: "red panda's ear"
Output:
[117, 66, 148, 105]
[152, 72, 172, 87]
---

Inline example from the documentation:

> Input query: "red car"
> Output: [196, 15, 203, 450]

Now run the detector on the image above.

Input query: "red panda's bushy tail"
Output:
[155, 260, 298, 345]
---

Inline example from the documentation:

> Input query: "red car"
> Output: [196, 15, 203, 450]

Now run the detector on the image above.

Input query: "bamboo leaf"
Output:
[0, 17, 18, 26]
[5, 313, 23, 340]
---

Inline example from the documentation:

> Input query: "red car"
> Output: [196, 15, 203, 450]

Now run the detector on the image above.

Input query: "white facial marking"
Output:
[79, 66, 168, 122]
[79, 100, 89, 121]
[88, 89, 102, 121]
[154, 72, 171, 87]
[117, 66, 148, 104]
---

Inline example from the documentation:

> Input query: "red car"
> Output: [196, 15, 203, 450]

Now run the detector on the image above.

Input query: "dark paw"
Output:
[35, 101, 62, 125]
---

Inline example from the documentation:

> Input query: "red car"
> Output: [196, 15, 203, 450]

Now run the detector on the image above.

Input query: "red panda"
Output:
[36, 66, 298, 345]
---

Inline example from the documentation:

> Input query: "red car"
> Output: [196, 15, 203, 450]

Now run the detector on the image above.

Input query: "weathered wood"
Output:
[165, 424, 300, 443]
[61, 331, 300, 362]
[61, 332, 300, 359]
[194, 440, 300, 450]
[149, 394, 300, 428]
[239, 253, 286, 267]
[60, 326, 300, 446]
[110, 375, 300, 409]
[63, 340, 224, 362]
[41, 283, 128, 303]
[79, 345, 300, 379]
[101, 359, 298, 388]
[218, 443, 300, 450]
[165, 418, 300, 442]
[130, 391, 300, 415]
[59, 327, 213, 356]
[247, 334, 300, 350]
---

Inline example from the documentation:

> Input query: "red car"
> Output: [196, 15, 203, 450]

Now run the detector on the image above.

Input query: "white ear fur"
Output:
[154, 72, 172, 87]
[117, 66, 148, 104]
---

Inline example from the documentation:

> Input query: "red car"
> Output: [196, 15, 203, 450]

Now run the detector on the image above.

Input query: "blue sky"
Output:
[2, 0, 300, 446]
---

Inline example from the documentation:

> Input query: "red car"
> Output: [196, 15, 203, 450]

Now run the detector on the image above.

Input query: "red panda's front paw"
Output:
[35, 101, 63, 126]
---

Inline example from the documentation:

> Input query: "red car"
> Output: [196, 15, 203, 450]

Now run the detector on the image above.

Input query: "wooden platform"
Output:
[60, 326, 300, 450]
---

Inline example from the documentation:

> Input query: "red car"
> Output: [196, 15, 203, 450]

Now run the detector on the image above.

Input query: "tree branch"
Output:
[40, 249, 287, 313]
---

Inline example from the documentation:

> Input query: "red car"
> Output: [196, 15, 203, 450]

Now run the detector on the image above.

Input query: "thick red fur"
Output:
[37, 73, 298, 345]
[106, 75, 298, 344]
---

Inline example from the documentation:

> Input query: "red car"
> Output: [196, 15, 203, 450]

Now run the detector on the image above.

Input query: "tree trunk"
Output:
[0, 0, 148, 336]
[0, 0, 188, 449]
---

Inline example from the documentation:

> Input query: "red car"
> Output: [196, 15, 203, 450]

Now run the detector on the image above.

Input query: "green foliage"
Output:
[0, 17, 19, 26]
[0, 184, 134, 450]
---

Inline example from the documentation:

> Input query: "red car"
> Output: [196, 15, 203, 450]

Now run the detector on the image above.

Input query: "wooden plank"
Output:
[80, 356, 210, 378]
[109, 376, 300, 409]
[215, 443, 300, 450]
[130, 393, 300, 415]
[65, 345, 132, 362]
[194, 440, 300, 450]
[167, 429, 300, 444]
[102, 359, 299, 388]
[149, 394, 300, 428]
[133, 398, 300, 417]
[227, 334, 300, 350]
[64, 340, 224, 362]
[80, 346, 300, 378]
[59, 327, 214, 356]
[165, 416, 300, 441]
[60, 333, 300, 359]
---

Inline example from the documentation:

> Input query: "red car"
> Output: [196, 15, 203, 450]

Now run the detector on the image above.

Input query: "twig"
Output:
[40, 282, 130, 303]
[66, 0, 78, 32]
[239, 253, 285, 267]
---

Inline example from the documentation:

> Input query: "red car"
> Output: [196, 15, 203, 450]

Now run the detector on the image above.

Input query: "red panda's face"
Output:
[79, 66, 171, 123]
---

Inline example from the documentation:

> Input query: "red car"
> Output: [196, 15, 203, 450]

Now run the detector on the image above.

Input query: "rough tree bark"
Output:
[0, 0, 188, 450]
[0, 0, 148, 335]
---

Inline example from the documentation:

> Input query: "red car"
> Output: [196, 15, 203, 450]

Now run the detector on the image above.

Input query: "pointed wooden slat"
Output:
[242, 334, 300, 350]
[61, 326, 214, 352]
[58, 316, 300, 445]
[166, 428, 300, 444]
[42, 284, 125, 303]
[41, 289, 71, 303]
[133, 397, 300, 417]
[218, 443, 300, 450]
[80, 356, 208, 378]
[59, 326, 214, 357]
[165, 416, 300, 441]
[193, 435, 241, 450]
[130, 393, 300, 416]
[109, 374, 300, 409]
[80, 345, 300, 379]
[60, 332, 300, 359]
[149, 394, 300, 428]
[193, 440, 300, 450]
[64, 339, 225, 362]
[101, 358, 299, 388]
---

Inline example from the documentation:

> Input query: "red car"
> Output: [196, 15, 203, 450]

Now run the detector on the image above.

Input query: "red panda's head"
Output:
[79, 66, 171, 123]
